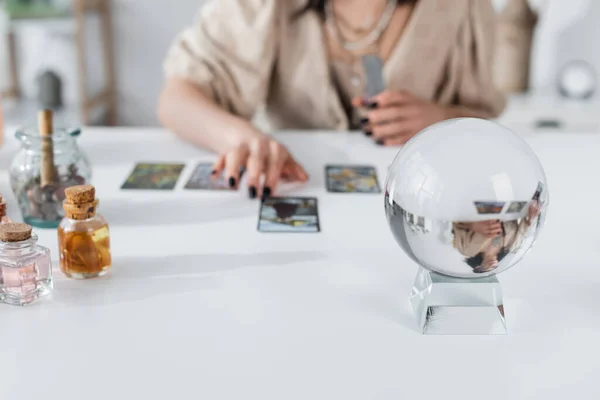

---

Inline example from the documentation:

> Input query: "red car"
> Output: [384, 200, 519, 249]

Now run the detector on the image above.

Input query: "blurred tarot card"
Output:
[532, 181, 544, 201]
[258, 197, 320, 233]
[121, 163, 185, 190]
[474, 201, 505, 214]
[326, 165, 381, 193]
[362, 55, 386, 98]
[184, 163, 245, 190]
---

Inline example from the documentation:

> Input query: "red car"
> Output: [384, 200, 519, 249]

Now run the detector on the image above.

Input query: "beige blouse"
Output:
[452, 219, 532, 258]
[163, 0, 506, 131]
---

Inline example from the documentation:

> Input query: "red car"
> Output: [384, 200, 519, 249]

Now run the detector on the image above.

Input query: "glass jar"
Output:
[58, 214, 111, 279]
[0, 223, 53, 306]
[58, 185, 111, 279]
[9, 127, 92, 228]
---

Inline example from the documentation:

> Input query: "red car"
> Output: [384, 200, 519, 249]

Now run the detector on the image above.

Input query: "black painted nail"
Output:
[211, 169, 217, 175]
[376, 139, 384, 146]
[262, 186, 271, 201]
[368, 102, 378, 109]
[249, 186, 257, 199]
[360, 117, 369, 125]
[364, 131, 372, 137]
[228, 177, 236, 188]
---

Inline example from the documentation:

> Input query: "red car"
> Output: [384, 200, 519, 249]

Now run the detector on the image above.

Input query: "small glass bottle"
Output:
[58, 185, 111, 279]
[9, 110, 92, 229]
[0, 223, 53, 306]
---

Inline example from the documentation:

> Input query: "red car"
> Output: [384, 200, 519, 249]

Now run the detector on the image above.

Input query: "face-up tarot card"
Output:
[184, 163, 245, 190]
[258, 197, 320, 233]
[473, 201, 505, 214]
[326, 165, 381, 193]
[532, 181, 544, 201]
[121, 163, 185, 190]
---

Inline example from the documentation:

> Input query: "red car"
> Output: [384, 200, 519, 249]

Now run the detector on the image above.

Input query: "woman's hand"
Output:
[353, 91, 450, 146]
[527, 200, 541, 220]
[470, 220, 503, 238]
[482, 257, 499, 270]
[212, 135, 309, 200]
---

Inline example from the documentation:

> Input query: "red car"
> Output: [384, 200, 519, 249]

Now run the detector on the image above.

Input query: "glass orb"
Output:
[384, 118, 549, 278]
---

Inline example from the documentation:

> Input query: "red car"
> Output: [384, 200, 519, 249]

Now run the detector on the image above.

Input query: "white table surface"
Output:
[0, 127, 598, 400]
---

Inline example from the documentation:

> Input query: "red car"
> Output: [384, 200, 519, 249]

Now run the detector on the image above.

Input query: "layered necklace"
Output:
[325, 0, 397, 89]
[325, 0, 398, 53]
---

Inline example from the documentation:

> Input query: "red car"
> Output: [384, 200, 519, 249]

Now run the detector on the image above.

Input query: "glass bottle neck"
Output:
[0, 235, 39, 256]
[21, 138, 78, 152]
[68, 215, 98, 222]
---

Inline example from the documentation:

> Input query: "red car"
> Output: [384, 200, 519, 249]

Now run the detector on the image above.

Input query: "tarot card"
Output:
[184, 163, 245, 190]
[362, 55, 386, 98]
[474, 201, 505, 214]
[258, 197, 320, 233]
[532, 181, 544, 201]
[121, 163, 185, 190]
[507, 201, 528, 213]
[326, 165, 381, 193]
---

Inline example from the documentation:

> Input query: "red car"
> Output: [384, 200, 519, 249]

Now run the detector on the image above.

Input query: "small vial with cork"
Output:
[0, 223, 53, 306]
[58, 185, 111, 279]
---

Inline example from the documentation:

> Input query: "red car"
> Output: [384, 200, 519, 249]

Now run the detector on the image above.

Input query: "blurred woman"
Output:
[158, 0, 506, 199]
[453, 201, 541, 274]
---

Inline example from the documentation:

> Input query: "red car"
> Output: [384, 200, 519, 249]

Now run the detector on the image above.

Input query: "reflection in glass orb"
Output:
[384, 118, 548, 278]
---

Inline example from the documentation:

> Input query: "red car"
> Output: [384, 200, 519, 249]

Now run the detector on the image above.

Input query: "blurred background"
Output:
[0, 0, 598, 132]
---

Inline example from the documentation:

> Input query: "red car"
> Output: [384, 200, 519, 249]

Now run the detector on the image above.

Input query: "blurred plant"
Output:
[4, 0, 67, 19]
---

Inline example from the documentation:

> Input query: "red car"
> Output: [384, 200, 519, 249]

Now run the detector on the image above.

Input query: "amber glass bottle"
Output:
[58, 185, 111, 279]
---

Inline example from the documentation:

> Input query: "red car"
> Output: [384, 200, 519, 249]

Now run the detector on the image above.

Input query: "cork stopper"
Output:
[65, 185, 95, 204]
[0, 223, 33, 242]
[63, 185, 98, 220]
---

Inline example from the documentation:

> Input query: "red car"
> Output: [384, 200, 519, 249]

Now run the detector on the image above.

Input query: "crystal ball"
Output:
[384, 118, 548, 278]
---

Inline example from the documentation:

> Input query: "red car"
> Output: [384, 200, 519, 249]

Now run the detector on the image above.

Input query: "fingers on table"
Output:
[225, 148, 247, 189]
[211, 155, 226, 178]
[246, 139, 269, 199]
[263, 141, 287, 199]
[281, 160, 309, 182]
[214, 140, 308, 199]
[294, 161, 309, 182]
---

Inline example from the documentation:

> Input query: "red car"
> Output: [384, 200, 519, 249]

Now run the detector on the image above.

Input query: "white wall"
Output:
[111, 0, 204, 125]
[492, 0, 595, 91]
[3, 0, 600, 126]
[0, 12, 9, 92]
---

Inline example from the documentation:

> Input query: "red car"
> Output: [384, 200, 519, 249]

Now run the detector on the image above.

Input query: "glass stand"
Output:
[410, 268, 507, 335]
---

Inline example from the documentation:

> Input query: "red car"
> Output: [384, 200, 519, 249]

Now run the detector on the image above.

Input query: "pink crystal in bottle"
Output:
[0, 223, 53, 306]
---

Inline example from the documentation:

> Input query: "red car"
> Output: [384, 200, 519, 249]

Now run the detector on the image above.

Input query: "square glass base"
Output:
[410, 268, 507, 335]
